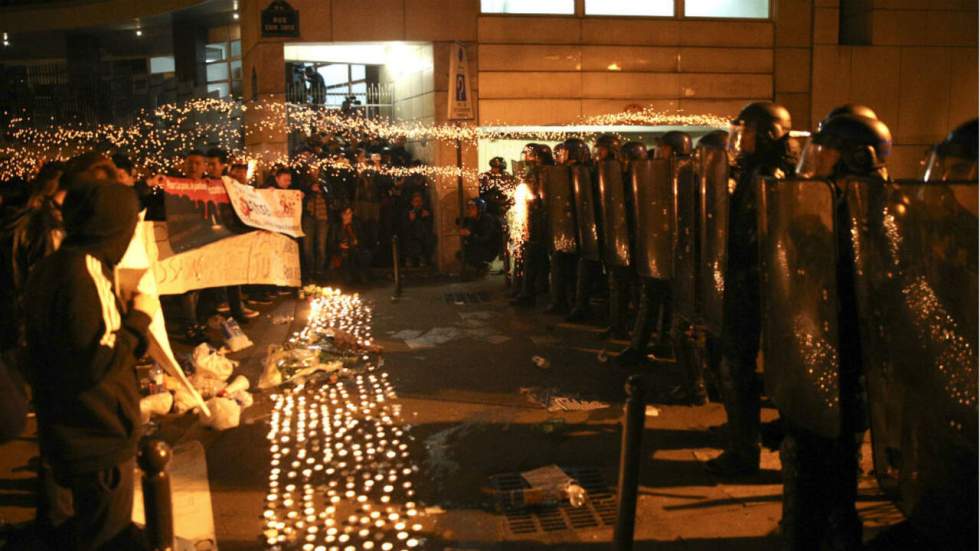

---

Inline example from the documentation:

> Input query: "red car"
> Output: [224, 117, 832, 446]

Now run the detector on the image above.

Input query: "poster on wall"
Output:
[447, 43, 474, 121]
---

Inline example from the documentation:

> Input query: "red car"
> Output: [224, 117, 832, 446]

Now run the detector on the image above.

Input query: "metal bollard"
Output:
[139, 439, 175, 551]
[391, 235, 402, 297]
[613, 375, 646, 551]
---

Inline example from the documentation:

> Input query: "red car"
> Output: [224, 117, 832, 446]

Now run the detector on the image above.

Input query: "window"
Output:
[314, 63, 370, 107]
[205, 25, 242, 98]
[685, 0, 769, 19]
[480, 0, 574, 14]
[585, 0, 673, 17]
[149, 56, 175, 74]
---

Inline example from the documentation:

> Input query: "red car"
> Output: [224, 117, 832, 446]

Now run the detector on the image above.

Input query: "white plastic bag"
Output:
[200, 397, 241, 431]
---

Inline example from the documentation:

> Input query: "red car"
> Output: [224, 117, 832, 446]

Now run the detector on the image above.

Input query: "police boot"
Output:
[778, 428, 827, 551]
[705, 359, 761, 476]
[677, 337, 709, 406]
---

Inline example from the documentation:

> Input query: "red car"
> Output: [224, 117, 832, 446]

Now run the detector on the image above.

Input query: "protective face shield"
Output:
[726, 122, 756, 162]
[795, 139, 841, 179]
[922, 149, 978, 181]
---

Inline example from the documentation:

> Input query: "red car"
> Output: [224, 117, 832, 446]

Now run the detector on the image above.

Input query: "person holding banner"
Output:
[23, 179, 156, 550]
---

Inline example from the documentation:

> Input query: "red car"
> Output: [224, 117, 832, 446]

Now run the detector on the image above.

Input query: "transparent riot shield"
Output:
[542, 165, 578, 254]
[630, 158, 674, 280]
[671, 158, 697, 320]
[597, 160, 632, 268]
[572, 165, 601, 262]
[697, 149, 731, 335]
[758, 178, 842, 440]
[847, 178, 978, 543]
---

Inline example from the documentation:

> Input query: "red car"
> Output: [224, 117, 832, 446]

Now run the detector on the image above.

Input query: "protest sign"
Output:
[149, 222, 301, 295]
[159, 177, 244, 253]
[222, 177, 304, 237]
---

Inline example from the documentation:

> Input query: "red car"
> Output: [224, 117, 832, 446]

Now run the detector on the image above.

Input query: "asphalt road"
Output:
[0, 273, 904, 550]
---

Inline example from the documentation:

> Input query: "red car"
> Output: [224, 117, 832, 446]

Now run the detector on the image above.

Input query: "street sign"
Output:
[447, 43, 474, 121]
[261, 0, 300, 38]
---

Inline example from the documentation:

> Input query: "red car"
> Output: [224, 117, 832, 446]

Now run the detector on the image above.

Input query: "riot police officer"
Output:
[479, 156, 516, 218]
[614, 132, 690, 367]
[921, 118, 978, 181]
[566, 134, 618, 322]
[707, 102, 798, 477]
[599, 140, 647, 339]
[779, 113, 893, 550]
[512, 144, 553, 307]
[545, 138, 590, 314]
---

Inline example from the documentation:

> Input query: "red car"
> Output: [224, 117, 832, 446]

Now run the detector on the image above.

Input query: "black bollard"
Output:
[391, 235, 402, 297]
[139, 439, 174, 551]
[614, 375, 646, 551]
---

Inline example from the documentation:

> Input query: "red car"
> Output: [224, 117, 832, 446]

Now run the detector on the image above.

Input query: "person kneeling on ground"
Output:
[24, 180, 157, 550]
[457, 198, 501, 275]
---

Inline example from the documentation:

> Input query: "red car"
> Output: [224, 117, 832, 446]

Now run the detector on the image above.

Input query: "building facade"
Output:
[2, 0, 977, 268]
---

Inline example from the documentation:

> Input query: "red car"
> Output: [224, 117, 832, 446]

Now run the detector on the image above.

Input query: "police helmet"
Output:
[729, 102, 792, 159]
[922, 118, 978, 181]
[661, 131, 693, 157]
[594, 133, 622, 161]
[563, 138, 592, 165]
[697, 130, 729, 150]
[619, 141, 648, 163]
[534, 144, 555, 166]
[819, 104, 878, 131]
[797, 114, 892, 179]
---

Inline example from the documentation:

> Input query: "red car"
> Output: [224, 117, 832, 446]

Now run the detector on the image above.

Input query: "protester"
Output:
[331, 206, 372, 285]
[207, 148, 259, 323]
[295, 151, 331, 283]
[458, 197, 501, 276]
[399, 191, 435, 268]
[24, 179, 155, 550]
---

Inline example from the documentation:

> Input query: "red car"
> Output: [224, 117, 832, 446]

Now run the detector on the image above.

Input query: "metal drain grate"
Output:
[487, 466, 617, 535]
[444, 292, 490, 304]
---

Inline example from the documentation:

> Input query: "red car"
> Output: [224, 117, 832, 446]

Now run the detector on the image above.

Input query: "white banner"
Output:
[149, 222, 301, 295]
[222, 176, 305, 238]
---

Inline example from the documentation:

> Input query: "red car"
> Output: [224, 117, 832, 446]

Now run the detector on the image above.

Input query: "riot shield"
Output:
[697, 149, 731, 335]
[630, 159, 674, 280]
[671, 158, 697, 320]
[597, 160, 632, 267]
[847, 178, 978, 544]
[542, 165, 578, 253]
[572, 165, 601, 261]
[758, 178, 842, 440]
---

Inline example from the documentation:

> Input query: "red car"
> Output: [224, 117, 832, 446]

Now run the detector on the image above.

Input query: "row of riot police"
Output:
[698, 104, 977, 549]
[494, 105, 977, 549]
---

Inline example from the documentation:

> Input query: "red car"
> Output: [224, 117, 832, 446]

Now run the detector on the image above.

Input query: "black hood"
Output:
[62, 179, 139, 266]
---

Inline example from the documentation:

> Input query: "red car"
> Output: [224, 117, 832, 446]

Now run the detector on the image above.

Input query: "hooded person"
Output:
[23, 178, 157, 550]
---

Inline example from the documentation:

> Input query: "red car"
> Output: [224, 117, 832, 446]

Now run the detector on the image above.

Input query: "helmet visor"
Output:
[796, 139, 840, 179]
[922, 149, 979, 181]
[727, 123, 745, 162]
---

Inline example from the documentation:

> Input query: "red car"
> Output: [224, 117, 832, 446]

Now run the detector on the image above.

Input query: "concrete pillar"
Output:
[171, 18, 207, 90]
[241, 0, 288, 174]
[430, 41, 479, 273]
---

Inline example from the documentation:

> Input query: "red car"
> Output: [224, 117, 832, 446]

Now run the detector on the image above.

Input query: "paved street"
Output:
[0, 275, 903, 550]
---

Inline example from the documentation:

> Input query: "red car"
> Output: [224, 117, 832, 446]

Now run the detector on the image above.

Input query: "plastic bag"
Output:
[139, 392, 173, 424]
[191, 343, 236, 381]
[200, 397, 241, 431]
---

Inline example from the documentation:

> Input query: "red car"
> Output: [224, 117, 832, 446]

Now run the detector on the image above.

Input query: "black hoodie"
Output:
[24, 180, 151, 477]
